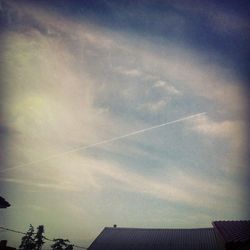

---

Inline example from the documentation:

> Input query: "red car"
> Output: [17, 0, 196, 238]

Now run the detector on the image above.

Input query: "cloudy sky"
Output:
[0, 0, 249, 248]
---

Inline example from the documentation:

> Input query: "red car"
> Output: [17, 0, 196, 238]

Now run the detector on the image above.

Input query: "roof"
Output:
[87, 227, 221, 250]
[212, 220, 250, 249]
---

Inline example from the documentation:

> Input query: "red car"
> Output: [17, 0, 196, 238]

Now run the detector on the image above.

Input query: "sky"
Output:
[0, 0, 249, 248]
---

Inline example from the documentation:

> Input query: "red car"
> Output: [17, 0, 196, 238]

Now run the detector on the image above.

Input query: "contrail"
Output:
[0, 112, 205, 173]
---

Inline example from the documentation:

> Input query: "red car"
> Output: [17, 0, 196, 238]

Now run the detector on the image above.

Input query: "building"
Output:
[0, 241, 16, 250]
[213, 221, 250, 250]
[88, 221, 250, 250]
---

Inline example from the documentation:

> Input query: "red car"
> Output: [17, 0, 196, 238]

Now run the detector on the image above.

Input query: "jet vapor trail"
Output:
[0, 112, 206, 173]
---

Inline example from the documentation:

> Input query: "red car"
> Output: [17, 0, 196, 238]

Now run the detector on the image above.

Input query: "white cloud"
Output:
[83, 31, 115, 49]
[1, 2, 247, 242]
[186, 114, 246, 174]
[187, 114, 246, 147]
[154, 80, 182, 96]
[3, 0, 246, 184]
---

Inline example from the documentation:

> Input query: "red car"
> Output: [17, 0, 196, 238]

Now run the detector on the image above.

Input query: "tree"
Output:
[65, 244, 74, 250]
[0, 196, 11, 208]
[19, 224, 35, 250]
[34, 225, 45, 250]
[19, 224, 74, 250]
[51, 239, 74, 250]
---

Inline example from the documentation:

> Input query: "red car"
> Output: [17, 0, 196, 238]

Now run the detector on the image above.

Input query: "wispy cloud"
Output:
[154, 80, 182, 96]
[186, 114, 246, 153]
[138, 99, 167, 113]
[0, 1, 248, 246]
[1, 155, 245, 213]
[187, 114, 245, 139]
[117, 68, 142, 77]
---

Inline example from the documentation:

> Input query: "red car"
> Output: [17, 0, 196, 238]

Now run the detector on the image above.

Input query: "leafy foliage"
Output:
[20, 225, 74, 250]
[34, 225, 45, 250]
[19, 224, 35, 250]
[19, 224, 45, 250]
[51, 238, 74, 250]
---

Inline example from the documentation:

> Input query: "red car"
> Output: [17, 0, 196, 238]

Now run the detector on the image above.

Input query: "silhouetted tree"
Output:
[65, 244, 73, 250]
[34, 225, 45, 250]
[20, 225, 74, 250]
[51, 239, 74, 250]
[0, 196, 10, 208]
[19, 224, 35, 250]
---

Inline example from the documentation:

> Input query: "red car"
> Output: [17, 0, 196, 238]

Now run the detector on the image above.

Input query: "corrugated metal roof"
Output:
[212, 220, 250, 243]
[87, 227, 221, 250]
